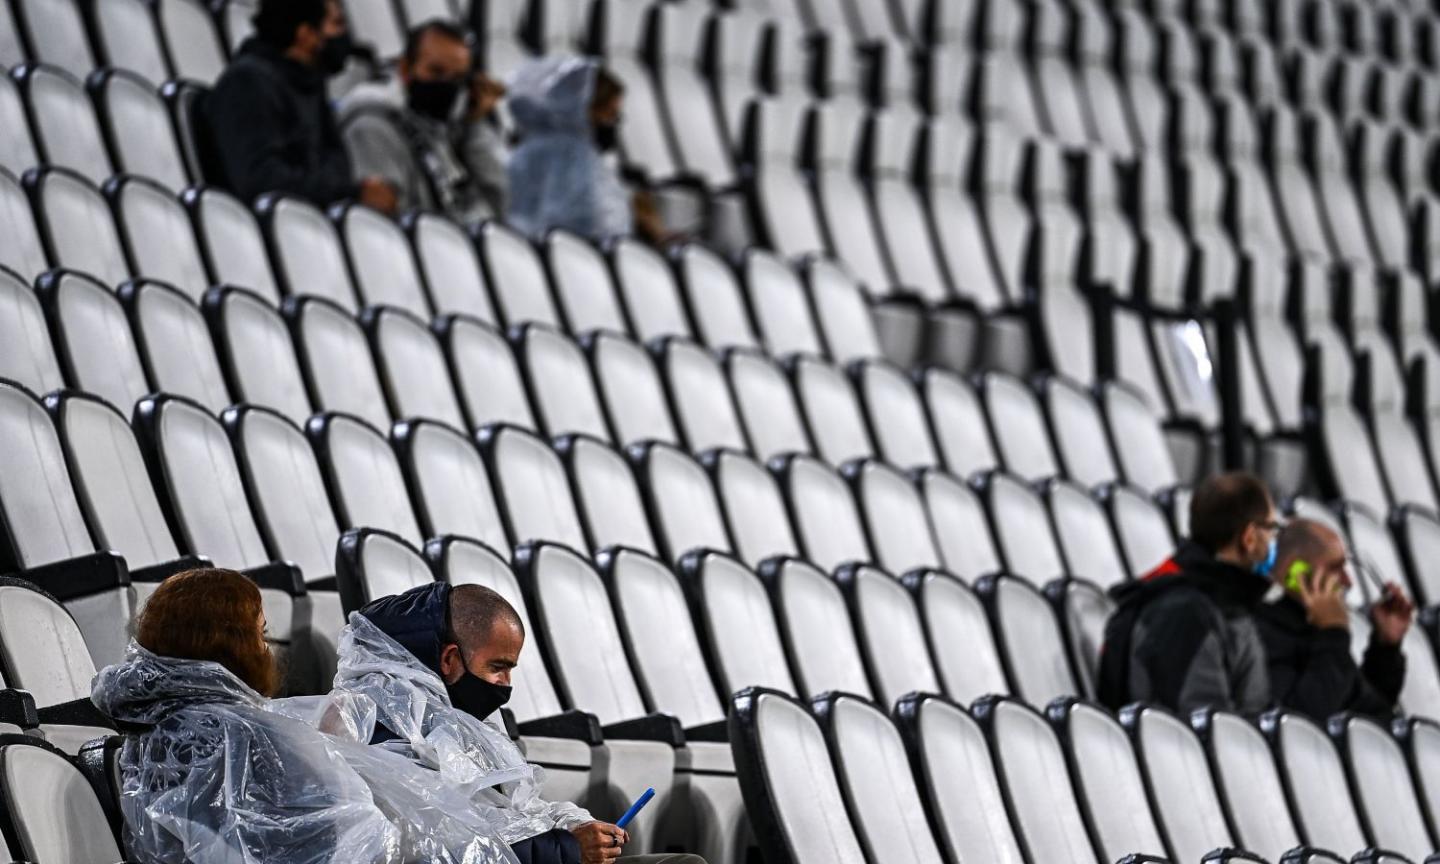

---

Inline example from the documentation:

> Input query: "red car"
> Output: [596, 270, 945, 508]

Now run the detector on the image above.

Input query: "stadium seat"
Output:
[109, 176, 209, 301]
[1046, 480, 1132, 591]
[976, 574, 1078, 707]
[435, 314, 535, 431]
[651, 4, 736, 194]
[0, 2, 25, 68]
[0, 266, 62, 394]
[677, 549, 797, 701]
[675, 243, 756, 352]
[10, 0, 92, 82]
[704, 449, 797, 568]
[1329, 714, 1436, 862]
[727, 688, 867, 864]
[343, 0, 404, 61]
[740, 248, 823, 360]
[850, 359, 939, 471]
[1047, 699, 1171, 862]
[1039, 376, 1120, 489]
[0, 736, 125, 862]
[284, 295, 391, 432]
[741, 96, 829, 265]
[804, 258, 883, 366]
[23, 167, 129, 288]
[630, 440, 732, 565]
[0, 170, 45, 281]
[202, 286, 313, 424]
[809, 692, 947, 863]
[1044, 577, 1114, 699]
[478, 423, 589, 553]
[654, 337, 748, 454]
[334, 527, 435, 615]
[0, 577, 113, 738]
[725, 347, 813, 462]
[981, 371, 1061, 483]
[307, 411, 424, 547]
[543, 229, 627, 336]
[972, 695, 1103, 864]
[610, 237, 692, 344]
[771, 453, 868, 573]
[834, 562, 941, 707]
[755, 556, 870, 699]
[392, 417, 508, 552]
[918, 469, 1003, 583]
[14, 65, 110, 188]
[88, 70, 188, 192]
[587, 330, 679, 448]
[258, 194, 359, 311]
[406, 211, 496, 322]
[184, 186, 282, 305]
[790, 354, 874, 467]
[119, 279, 231, 413]
[335, 204, 433, 318]
[35, 270, 150, 414]
[1023, 139, 1096, 388]
[589, 0, 681, 187]
[514, 322, 611, 442]
[977, 471, 1066, 585]
[476, 219, 561, 328]
[156, 0, 227, 84]
[361, 305, 466, 428]
[919, 367, 999, 480]
[1262, 710, 1372, 858]
[845, 458, 941, 575]
[557, 433, 659, 557]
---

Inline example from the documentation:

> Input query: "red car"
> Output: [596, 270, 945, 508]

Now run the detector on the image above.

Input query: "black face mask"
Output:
[594, 122, 619, 153]
[318, 31, 354, 76]
[408, 78, 464, 121]
[445, 660, 513, 720]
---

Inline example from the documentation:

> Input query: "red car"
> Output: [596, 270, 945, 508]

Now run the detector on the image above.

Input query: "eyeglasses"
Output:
[1254, 520, 1282, 533]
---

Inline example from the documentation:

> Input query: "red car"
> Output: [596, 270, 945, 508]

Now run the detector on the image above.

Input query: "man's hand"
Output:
[570, 821, 628, 863]
[359, 176, 399, 215]
[468, 73, 506, 121]
[1371, 582, 1416, 645]
[1299, 568, 1350, 631]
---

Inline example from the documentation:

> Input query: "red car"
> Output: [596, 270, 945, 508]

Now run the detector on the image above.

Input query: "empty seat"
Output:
[1331, 714, 1434, 862]
[589, 0, 681, 186]
[15, 65, 109, 184]
[1263, 107, 1334, 264]
[906, 569, 1010, 707]
[651, 4, 735, 190]
[741, 248, 823, 359]
[336, 204, 432, 318]
[202, 286, 312, 424]
[392, 418, 508, 552]
[559, 433, 658, 557]
[978, 574, 1078, 707]
[725, 348, 812, 462]
[1024, 139, 1096, 389]
[759, 556, 870, 699]
[918, 115, 1008, 320]
[0, 737, 125, 862]
[728, 688, 867, 864]
[344, 0, 404, 60]
[0, 169, 45, 280]
[678, 550, 796, 698]
[476, 220, 560, 328]
[89, 69, 188, 192]
[1041, 376, 1120, 489]
[362, 305, 465, 428]
[587, 331, 678, 448]
[436, 315, 535, 432]
[1046, 480, 1129, 589]
[11, 0, 93, 81]
[307, 412, 423, 546]
[630, 441, 731, 565]
[1048, 699, 1170, 862]
[110, 176, 209, 302]
[24, 168, 128, 288]
[675, 243, 757, 352]
[0, 266, 62, 395]
[284, 295, 390, 433]
[982, 372, 1061, 484]
[36, 270, 149, 413]
[835, 563, 941, 708]
[742, 96, 828, 263]
[514, 323, 610, 442]
[156, 0, 227, 83]
[120, 279, 230, 413]
[772, 454, 869, 574]
[980, 472, 1066, 585]
[1047, 578, 1115, 700]
[185, 187, 282, 305]
[919, 469, 1003, 583]
[1101, 382, 1183, 496]
[654, 337, 746, 454]
[805, 258, 882, 366]
[920, 368, 999, 480]
[973, 695, 1101, 864]
[610, 238, 692, 344]
[259, 195, 359, 311]
[543, 229, 627, 336]
[1267, 711, 1371, 856]
[334, 527, 434, 614]
[478, 424, 588, 553]
[1104, 484, 1178, 578]
[791, 355, 874, 467]
[852, 360, 938, 471]
[847, 459, 941, 576]
[706, 449, 797, 568]
[407, 212, 496, 322]
[1125, 705, 1244, 864]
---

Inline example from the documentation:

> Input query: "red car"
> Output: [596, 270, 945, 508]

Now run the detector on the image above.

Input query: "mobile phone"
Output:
[1285, 559, 1311, 593]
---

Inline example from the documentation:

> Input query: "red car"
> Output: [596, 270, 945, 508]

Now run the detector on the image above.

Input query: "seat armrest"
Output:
[130, 555, 212, 583]
[1352, 850, 1418, 864]
[1202, 849, 1270, 863]
[0, 689, 38, 729]
[516, 711, 604, 747]
[1279, 847, 1349, 864]
[602, 713, 685, 748]
[242, 562, 307, 597]
[8, 552, 129, 602]
[683, 720, 730, 743]
[35, 697, 115, 730]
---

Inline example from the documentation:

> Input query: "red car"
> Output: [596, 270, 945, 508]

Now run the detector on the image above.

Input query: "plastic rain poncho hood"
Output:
[91, 642, 519, 864]
[334, 586, 592, 844]
[505, 55, 632, 242]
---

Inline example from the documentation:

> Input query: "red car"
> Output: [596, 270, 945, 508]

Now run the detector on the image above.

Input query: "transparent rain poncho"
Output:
[505, 55, 633, 242]
[332, 613, 594, 844]
[91, 642, 520, 864]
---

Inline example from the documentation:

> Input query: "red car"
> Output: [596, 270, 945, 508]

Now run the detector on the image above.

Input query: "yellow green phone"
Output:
[1285, 559, 1312, 593]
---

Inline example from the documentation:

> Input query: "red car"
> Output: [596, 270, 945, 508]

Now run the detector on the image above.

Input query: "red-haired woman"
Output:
[92, 568, 517, 864]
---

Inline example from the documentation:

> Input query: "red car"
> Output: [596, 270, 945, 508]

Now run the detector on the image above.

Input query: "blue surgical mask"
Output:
[1253, 537, 1278, 577]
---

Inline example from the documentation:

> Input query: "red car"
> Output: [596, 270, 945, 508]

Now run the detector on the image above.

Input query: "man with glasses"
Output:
[1255, 518, 1413, 720]
[1099, 472, 1283, 714]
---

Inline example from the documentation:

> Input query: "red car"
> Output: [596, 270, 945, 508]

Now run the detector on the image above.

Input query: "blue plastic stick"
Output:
[615, 787, 655, 829]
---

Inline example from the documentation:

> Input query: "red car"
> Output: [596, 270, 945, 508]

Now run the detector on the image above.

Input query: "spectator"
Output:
[206, 0, 397, 212]
[1256, 518, 1412, 720]
[91, 569, 516, 864]
[338, 581, 709, 864]
[1098, 473, 1280, 714]
[507, 56, 669, 245]
[340, 20, 508, 224]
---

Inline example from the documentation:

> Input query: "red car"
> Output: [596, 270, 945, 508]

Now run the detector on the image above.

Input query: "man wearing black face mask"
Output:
[344, 582, 707, 864]
[205, 0, 397, 212]
[340, 20, 508, 224]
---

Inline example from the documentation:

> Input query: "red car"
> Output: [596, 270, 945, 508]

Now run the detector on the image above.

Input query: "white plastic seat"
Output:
[774, 454, 869, 574]
[187, 187, 282, 305]
[261, 196, 359, 311]
[1046, 481, 1128, 590]
[544, 230, 627, 336]
[836, 563, 941, 708]
[742, 248, 823, 359]
[110, 177, 209, 302]
[0, 580, 101, 709]
[285, 295, 391, 433]
[438, 315, 535, 432]
[0, 739, 125, 864]
[477, 220, 561, 329]
[852, 360, 938, 471]
[122, 279, 230, 413]
[707, 449, 797, 568]
[791, 355, 874, 467]
[847, 459, 941, 576]
[515, 323, 610, 442]
[156, 0, 227, 83]
[408, 212, 496, 322]
[37, 270, 149, 414]
[1203, 710, 1309, 862]
[631, 441, 731, 565]
[392, 418, 508, 553]
[919, 470, 1002, 583]
[308, 412, 423, 547]
[17, 66, 108, 179]
[1105, 484, 1178, 579]
[25, 168, 129, 288]
[676, 243, 757, 352]
[203, 286, 312, 424]
[588, 331, 678, 448]
[978, 574, 1078, 707]
[1332, 715, 1434, 862]
[611, 238, 692, 344]
[1268, 712, 1370, 856]
[981, 472, 1066, 585]
[762, 557, 870, 700]
[725, 348, 812, 462]
[362, 305, 465, 428]
[337, 205, 433, 318]
[678, 550, 796, 699]
[0, 266, 63, 395]
[479, 424, 588, 553]
[334, 527, 434, 614]
[805, 258, 882, 365]
[90, 70, 188, 192]
[0, 170, 46, 281]
[655, 338, 746, 454]
[559, 434, 658, 557]
[1125, 706, 1240, 864]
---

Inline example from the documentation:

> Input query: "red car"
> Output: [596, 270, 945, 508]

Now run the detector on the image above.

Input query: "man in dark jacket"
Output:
[1257, 518, 1412, 720]
[1099, 472, 1281, 714]
[205, 0, 397, 212]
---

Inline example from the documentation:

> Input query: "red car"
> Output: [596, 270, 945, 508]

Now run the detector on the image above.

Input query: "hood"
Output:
[91, 642, 265, 726]
[358, 581, 453, 676]
[508, 55, 598, 138]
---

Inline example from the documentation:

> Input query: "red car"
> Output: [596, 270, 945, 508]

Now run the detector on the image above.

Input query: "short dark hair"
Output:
[253, 0, 330, 49]
[445, 584, 524, 646]
[403, 19, 470, 67]
[592, 67, 624, 108]
[1189, 472, 1275, 554]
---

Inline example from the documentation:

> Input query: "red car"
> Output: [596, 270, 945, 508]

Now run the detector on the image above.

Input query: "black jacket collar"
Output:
[238, 37, 327, 94]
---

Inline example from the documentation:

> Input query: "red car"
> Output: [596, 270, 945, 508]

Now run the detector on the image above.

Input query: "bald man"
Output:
[1256, 519, 1413, 720]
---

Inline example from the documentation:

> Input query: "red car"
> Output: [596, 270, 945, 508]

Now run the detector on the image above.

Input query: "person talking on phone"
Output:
[340, 20, 509, 223]
[1255, 518, 1413, 721]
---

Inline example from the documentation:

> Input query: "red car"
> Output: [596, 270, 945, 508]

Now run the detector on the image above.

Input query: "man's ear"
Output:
[437, 642, 462, 684]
